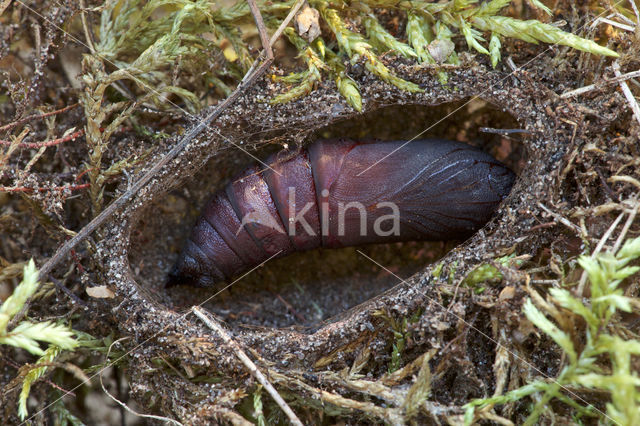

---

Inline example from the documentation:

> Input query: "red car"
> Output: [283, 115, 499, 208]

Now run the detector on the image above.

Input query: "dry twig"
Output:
[192, 307, 303, 426]
[560, 68, 640, 98]
[0, 183, 90, 193]
[537, 203, 583, 236]
[612, 61, 640, 126]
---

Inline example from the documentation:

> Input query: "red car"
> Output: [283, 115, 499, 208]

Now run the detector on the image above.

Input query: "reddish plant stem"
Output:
[0, 129, 85, 149]
[74, 166, 96, 182]
[0, 103, 81, 133]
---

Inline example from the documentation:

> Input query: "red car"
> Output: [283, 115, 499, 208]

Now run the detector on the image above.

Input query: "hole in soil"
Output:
[129, 99, 525, 329]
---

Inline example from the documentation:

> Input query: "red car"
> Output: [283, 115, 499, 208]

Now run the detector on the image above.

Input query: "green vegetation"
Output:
[0, 260, 79, 420]
[462, 253, 527, 292]
[465, 236, 640, 425]
[0, 0, 635, 423]
[0, 260, 77, 356]
[89, 0, 619, 114]
[374, 309, 422, 373]
[272, 0, 618, 106]
[74, 0, 621, 211]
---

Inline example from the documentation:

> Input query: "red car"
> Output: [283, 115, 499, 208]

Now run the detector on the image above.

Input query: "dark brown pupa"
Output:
[167, 138, 515, 287]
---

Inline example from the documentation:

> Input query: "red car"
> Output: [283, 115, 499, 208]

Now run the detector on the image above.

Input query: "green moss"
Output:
[78, 0, 621, 211]
[92, 0, 618, 112]
[270, 0, 618, 107]
[462, 253, 524, 288]
[375, 309, 422, 373]
[465, 236, 640, 425]
[0, 260, 86, 420]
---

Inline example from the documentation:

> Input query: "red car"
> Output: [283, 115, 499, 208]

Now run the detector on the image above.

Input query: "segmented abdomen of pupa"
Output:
[167, 138, 515, 287]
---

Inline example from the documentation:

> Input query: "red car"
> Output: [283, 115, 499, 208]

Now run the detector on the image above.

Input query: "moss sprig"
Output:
[268, 0, 618, 108]
[273, 29, 363, 111]
[406, 11, 450, 83]
[464, 236, 640, 425]
[471, 15, 619, 57]
[0, 260, 78, 356]
[320, 5, 422, 93]
[94, 0, 294, 112]
[407, 11, 435, 63]
[0, 260, 81, 420]
[271, 29, 326, 104]
[362, 14, 417, 59]
[18, 345, 63, 420]
[91, 0, 619, 114]
[374, 309, 422, 373]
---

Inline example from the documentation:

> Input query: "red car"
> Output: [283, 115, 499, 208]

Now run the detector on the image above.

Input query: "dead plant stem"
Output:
[192, 307, 303, 426]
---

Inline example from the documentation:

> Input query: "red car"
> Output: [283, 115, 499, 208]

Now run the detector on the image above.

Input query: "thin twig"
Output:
[0, 129, 84, 148]
[78, 0, 96, 54]
[591, 17, 636, 32]
[274, 292, 307, 323]
[612, 61, 640, 126]
[602, 11, 636, 27]
[269, 0, 305, 46]
[537, 203, 582, 236]
[0, 103, 80, 133]
[100, 338, 184, 426]
[577, 210, 625, 296]
[247, 0, 273, 62]
[593, 210, 624, 256]
[609, 175, 640, 190]
[237, 0, 275, 84]
[479, 127, 532, 135]
[239, 0, 303, 83]
[49, 275, 89, 309]
[628, 0, 640, 25]
[560, 68, 640, 98]
[612, 197, 640, 253]
[192, 307, 303, 426]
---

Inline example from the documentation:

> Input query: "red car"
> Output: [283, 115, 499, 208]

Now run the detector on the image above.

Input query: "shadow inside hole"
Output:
[128, 99, 524, 329]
